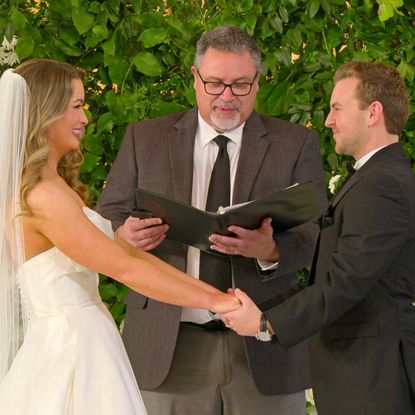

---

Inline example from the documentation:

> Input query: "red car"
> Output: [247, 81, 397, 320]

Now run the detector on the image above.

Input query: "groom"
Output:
[223, 60, 415, 415]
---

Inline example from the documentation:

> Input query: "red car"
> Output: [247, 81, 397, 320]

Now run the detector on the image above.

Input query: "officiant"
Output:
[99, 24, 327, 415]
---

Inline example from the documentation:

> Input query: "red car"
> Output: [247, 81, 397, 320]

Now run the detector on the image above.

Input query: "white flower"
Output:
[2, 35, 17, 51]
[4, 51, 19, 66]
[328, 174, 342, 194]
[0, 47, 7, 62]
[10, 36, 18, 48]
[0, 35, 20, 67]
[2, 36, 12, 50]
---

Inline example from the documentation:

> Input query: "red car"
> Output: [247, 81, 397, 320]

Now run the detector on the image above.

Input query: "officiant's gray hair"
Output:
[194, 25, 262, 71]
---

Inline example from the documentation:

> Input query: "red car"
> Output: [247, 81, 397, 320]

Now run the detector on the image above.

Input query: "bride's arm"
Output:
[26, 181, 239, 314]
[114, 234, 219, 294]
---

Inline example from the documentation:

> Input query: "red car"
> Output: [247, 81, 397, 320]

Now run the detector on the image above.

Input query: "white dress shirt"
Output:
[354, 145, 389, 171]
[181, 114, 279, 323]
[181, 114, 243, 323]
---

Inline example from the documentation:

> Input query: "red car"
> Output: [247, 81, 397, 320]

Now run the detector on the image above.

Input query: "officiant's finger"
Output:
[129, 225, 168, 241]
[209, 235, 240, 255]
[127, 216, 164, 229]
[227, 217, 272, 235]
[209, 243, 239, 255]
[129, 233, 166, 251]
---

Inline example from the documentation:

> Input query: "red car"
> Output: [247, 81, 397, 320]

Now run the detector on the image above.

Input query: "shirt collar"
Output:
[354, 145, 389, 171]
[197, 112, 244, 147]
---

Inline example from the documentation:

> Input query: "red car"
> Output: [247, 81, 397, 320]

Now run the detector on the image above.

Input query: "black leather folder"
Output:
[135, 182, 320, 253]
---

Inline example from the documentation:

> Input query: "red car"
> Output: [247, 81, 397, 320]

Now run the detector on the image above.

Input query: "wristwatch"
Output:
[255, 313, 273, 342]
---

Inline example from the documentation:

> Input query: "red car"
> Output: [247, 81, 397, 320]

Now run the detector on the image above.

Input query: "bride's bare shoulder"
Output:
[26, 178, 74, 212]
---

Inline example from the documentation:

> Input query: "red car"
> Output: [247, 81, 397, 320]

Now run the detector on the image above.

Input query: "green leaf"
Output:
[82, 153, 101, 173]
[15, 32, 34, 60]
[138, 27, 168, 48]
[102, 38, 115, 57]
[99, 282, 118, 300]
[132, 0, 142, 13]
[93, 165, 109, 181]
[11, 7, 26, 30]
[116, 284, 130, 301]
[279, 6, 289, 23]
[266, 80, 289, 116]
[109, 0, 121, 13]
[245, 13, 257, 32]
[72, 6, 95, 34]
[82, 134, 104, 155]
[110, 301, 126, 320]
[88, 1, 101, 14]
[133, 51, 163, 76]
[150, 100, 187, 117]
[326, 27, 343, 49]
[270, 15, 283, 33]
[92, 25, 109, 39]
[241, 0, 254, 10]
[59, 27, 80, 46]
[55, 39, 83, 57]
[108, 58, 130, 84]
[327, 153, 339, 171]
[309, 0, 320, 18]
[378, 3, 394, 21]
[285, 27, 303, 49]
[97, 112, 115, 134]
[312, 109, 325, 130]
[167, 17, 191, 42]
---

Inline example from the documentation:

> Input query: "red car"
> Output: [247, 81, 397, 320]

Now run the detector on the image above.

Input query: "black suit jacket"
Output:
[268, 143, 415, 413]
[99, 109, 327, 394]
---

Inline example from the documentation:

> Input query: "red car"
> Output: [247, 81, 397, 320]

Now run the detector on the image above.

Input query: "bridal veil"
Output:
[0, 69, 29, 381]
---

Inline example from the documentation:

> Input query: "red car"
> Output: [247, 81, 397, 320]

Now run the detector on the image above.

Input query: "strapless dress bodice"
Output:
[17, 207, 114, 319]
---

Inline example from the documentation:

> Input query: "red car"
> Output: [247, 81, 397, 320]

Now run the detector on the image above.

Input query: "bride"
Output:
[0, 59, 239, 414]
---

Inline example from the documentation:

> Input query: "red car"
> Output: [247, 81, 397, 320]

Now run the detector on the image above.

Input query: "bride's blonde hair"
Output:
[15, 59, 89, 214]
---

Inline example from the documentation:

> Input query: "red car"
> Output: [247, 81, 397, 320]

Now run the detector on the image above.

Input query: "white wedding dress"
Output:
[0, 207, 147, 414]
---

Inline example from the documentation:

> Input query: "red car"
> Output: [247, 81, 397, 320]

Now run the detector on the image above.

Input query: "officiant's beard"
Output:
[210, 104, 241, 132]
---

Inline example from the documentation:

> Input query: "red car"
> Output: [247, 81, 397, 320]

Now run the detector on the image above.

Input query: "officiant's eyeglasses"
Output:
[196, 70, 258, 96]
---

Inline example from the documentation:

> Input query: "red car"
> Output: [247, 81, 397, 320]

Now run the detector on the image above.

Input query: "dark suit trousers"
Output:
[140, 323, 306, 415]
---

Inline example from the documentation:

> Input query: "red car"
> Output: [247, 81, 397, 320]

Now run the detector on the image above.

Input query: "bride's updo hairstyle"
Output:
[15, 59, 89, 214]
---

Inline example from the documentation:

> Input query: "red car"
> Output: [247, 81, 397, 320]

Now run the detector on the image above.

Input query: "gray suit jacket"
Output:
[99, 109, 327, 395]
[268, 143, 415, 413]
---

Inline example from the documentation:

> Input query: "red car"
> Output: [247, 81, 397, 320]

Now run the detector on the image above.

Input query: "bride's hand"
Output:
[209, 291, 241, 314]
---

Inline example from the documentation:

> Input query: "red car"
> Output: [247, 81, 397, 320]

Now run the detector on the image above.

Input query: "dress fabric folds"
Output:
[0, 207, 147, 415]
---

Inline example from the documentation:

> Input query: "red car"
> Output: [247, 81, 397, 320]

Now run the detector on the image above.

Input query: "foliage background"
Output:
[1, 0, 414, 326]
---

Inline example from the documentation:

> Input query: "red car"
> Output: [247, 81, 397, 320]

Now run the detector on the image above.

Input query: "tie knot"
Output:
[346, 162, 356, 176]
[213, 135, 229, 149]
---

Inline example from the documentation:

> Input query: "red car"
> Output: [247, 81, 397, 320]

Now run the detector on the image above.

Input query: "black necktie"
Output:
[346, 162, 356, 177]
[199, 135, 232, 292]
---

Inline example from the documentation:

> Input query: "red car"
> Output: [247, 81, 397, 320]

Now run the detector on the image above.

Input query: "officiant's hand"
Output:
[117, 216, 169, 251]
[208, 217, 280, 261]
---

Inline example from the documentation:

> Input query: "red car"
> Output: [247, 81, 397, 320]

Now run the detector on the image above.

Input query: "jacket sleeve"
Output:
[259, 129, 328, 280]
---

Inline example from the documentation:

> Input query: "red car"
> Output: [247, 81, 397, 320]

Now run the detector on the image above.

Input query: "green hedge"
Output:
[1, 0, 414, 324]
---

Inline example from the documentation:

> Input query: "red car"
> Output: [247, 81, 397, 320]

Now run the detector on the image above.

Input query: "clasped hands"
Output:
[120, 214, 277, 338]
[219, 288, 264, 337]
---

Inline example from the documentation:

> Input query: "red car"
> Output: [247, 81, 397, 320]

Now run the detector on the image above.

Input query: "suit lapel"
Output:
[233, 112, 269, 204]
[168, 109, 198, 204]
[332, 143, 408, 208]
[332, 173, 361, 207]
